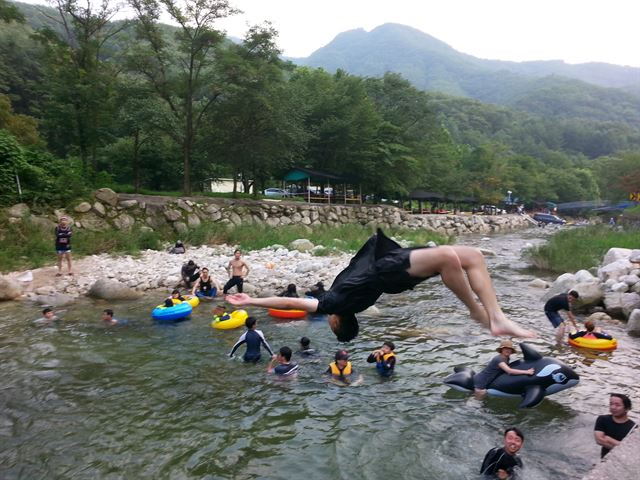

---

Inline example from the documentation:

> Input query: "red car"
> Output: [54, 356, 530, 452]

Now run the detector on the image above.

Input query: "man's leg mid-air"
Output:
[407, 246, 535, 338]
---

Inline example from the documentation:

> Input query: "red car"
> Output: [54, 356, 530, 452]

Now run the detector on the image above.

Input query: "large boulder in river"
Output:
[627, 309, 640, 336]
[88, 278, 142, 300]
[541, 273, 576, 302]
[621, 293, 640, 318]
[32, 293, 75, 307]
[573, 281, 605, 309]
[602, 247, 632, 266]
[0, 276, 22, 300]
[598, 259, 633, 282]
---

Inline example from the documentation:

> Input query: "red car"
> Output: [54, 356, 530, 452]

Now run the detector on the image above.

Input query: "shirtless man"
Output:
[223, 249, 250, 294]
[227, 229, 535, 342]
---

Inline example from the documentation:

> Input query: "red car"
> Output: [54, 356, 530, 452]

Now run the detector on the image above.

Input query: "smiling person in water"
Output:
[227, 229, 535, 342]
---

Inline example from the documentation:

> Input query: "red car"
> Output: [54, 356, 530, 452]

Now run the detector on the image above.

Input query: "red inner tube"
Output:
[268, 308, 307, 319]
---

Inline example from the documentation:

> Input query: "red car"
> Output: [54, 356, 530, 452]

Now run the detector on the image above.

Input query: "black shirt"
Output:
[544, 293, 570, 313]
[316, 229, 431, 315]
[594, 414, 636, 457]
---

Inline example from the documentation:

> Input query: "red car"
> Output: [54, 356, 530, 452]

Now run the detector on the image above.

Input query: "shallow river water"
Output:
[1, 228, 639, 479]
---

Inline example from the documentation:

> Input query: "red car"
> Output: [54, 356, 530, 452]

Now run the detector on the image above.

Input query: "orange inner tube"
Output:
[268, 308, 307, 319]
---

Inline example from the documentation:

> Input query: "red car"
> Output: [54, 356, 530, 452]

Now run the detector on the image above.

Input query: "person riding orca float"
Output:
[226, 228, 535, 342]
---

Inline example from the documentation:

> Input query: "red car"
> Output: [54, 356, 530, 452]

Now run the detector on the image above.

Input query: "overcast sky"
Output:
[19, 0, 640, 67]
[216, 0, 640, 67]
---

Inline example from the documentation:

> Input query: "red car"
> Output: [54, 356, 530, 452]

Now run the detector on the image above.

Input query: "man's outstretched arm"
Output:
[226, 293, 319, 312]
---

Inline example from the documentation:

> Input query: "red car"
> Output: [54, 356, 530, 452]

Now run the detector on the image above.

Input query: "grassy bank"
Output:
[525, 225, 639, 273]
[0, 215, 450, 273]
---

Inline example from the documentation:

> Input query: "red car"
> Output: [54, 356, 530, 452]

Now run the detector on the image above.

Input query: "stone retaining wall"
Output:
[8, 188, 533, 236]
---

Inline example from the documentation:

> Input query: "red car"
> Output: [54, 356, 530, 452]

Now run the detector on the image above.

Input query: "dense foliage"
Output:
[1, 1, 639, 209]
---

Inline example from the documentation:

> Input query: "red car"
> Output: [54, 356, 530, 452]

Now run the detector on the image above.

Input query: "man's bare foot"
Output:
[490, 315, 537, 338]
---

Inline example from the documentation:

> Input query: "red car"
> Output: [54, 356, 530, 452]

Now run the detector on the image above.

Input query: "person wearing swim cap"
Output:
[227, 229, 534, 342]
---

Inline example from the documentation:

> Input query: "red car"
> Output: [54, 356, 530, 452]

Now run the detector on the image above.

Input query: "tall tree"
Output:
[205, 23, 307, 195]
[128, 0, 238, 195]
[36, 0, 124, 171]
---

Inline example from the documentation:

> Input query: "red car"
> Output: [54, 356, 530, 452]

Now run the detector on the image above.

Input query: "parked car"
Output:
[533, 213, 566, 225]
[263, 188, 289, 197]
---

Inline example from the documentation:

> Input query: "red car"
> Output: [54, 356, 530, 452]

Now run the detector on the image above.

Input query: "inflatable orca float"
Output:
[443, 343, 579, 408]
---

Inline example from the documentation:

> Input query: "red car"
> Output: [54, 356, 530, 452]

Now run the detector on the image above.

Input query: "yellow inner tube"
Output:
[211, 309, 248, 330]
[568, 332, 617, 351]
[172, 296, 200, 308]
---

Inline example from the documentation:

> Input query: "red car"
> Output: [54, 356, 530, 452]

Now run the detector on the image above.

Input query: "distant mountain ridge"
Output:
[297, 23, 640, 89]
[295, 23, 640, 126]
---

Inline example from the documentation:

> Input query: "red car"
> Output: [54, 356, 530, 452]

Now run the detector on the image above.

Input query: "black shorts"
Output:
[376, 247, 436, 294]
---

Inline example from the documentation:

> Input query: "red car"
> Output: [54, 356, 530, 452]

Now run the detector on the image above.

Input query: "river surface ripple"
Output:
[1, 228, 638, 479]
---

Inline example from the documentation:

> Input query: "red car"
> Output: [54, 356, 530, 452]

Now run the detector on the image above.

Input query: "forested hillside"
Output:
[1, 1, 638, 209]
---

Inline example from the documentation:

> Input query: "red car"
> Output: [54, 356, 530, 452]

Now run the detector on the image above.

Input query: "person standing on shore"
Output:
[55, 216, 73, 276]
[223, 249, 250, 294]
[594, 393, 636, 458]
[226, 229, 535, 342]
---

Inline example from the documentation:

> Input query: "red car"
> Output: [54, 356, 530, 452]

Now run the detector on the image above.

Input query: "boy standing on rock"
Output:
[55, 216, 73, 276]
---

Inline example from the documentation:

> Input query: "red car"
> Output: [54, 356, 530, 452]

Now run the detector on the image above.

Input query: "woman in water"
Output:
[227, 229, 535, 342]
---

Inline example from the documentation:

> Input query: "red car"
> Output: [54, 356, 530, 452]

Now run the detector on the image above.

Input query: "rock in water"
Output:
[0, 276, 22, 300]
[88, 278, 142, 300]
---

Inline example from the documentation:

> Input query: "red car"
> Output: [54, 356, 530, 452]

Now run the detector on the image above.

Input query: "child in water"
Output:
[34, 307, 61, 326]
[367, 341, 396, 377]
[326, 350, 354, 380]
[267, 346, 299, 377]
[212, 304, 231, 322]
[474, 340, 534, 399]
[228, 317, 274, 363]
[298, 336, 317, 357]
[164, 289, 185, 307]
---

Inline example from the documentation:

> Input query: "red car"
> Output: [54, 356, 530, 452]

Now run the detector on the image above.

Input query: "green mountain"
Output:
[297, 23, 640, 126]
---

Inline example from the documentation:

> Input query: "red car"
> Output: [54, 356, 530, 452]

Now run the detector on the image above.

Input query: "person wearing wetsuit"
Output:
[55, 216, 73, 275]
[229, 317, 274, 363]
[227, 229, 534, 342]
[367, 341, 396, 377]
[267, 346, 299, 376]
[480, 427, 525, 478]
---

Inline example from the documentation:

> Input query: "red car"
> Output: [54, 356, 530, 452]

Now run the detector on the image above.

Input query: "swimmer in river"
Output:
[34, 307, 61, 326]
[227, 228, 535, 342]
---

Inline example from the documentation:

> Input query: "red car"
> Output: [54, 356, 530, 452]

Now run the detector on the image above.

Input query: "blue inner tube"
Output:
[152, 302, 192, 321]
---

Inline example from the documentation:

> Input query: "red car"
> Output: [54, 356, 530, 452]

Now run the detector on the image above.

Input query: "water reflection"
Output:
[0, 228, 638, 479]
